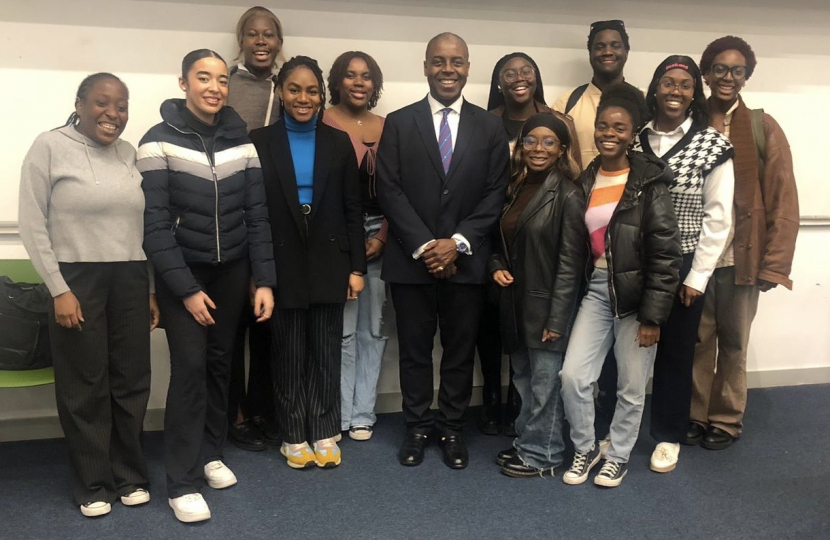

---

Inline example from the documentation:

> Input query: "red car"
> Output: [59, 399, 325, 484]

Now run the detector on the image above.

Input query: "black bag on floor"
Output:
[0, 276, 53, 370]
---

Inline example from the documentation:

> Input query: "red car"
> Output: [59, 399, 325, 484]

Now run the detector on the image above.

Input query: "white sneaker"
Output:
[349, 425, 373, 441]
[204, 460, 238, 489]
[120, 488, 150, 506]
[80, 501, 111, 517]
[598, 434, 611, 458]
[650, 442, 680, 473]
[169, 493, 211, 523]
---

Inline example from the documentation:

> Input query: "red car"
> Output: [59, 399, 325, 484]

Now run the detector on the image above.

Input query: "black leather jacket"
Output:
[489, 170, 588, 353]
[580, 152, 681, 326]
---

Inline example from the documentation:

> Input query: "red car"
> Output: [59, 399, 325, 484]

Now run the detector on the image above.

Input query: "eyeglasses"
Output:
[501, 66, 535, 84]
[710, 63, 747, 80]
[658, 79, 695, 93]
[522, 136, 560, 150]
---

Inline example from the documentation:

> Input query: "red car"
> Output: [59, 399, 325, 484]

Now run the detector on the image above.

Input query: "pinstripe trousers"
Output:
[49, 262, 151, 506]
[270, 304, 344, 444]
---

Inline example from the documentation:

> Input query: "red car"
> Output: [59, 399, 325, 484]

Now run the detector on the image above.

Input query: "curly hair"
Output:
[596, 82, 647, 132]
[700, 35, 757, 80]
[327, 51, 384, 110]
[645, 55, 708, 131]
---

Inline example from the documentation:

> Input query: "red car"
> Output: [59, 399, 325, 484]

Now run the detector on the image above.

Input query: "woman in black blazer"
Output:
[249, 56, 365, 470]
[488, 113, 588, 478]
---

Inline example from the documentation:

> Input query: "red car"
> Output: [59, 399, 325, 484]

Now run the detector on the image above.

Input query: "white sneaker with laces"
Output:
[169, 493, 211, 523]
[204, 460, 238, 489]
[650, 442, 680, 473]
[80, 501, 111, 517]
[120, 488, 150, 506]
[598, 434, 611, 458]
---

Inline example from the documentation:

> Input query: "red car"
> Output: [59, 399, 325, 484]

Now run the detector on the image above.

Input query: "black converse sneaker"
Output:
[562, 445, 601, 485]
[594, 460, 628, 487]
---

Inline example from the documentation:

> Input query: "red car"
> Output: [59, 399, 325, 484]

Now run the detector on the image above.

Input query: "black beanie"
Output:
[519, 112, 571, 148]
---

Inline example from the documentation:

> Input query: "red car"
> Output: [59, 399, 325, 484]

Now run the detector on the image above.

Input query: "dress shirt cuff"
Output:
[451, 233, 472, 255]
[413, 239, 436, 259]
[683, 269, 711, 294]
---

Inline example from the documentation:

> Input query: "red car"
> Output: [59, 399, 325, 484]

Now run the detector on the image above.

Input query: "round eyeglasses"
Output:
[522, 136, 560, 150]
[501, 66, 535, 84]
[658, 79, 695, 93]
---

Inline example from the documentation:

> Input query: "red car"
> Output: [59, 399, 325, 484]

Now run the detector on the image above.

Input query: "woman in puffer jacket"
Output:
[137, 49, 276, 524]
[559, 82, 681, 489]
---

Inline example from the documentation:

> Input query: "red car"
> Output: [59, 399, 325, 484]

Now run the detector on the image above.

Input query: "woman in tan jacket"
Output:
[688, 35, 799, 450]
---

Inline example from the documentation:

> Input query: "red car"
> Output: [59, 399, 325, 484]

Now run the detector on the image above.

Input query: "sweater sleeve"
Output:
[137, 139, 200, 299]
[243, 148, 277, 289]
[18, 136, 70, 297]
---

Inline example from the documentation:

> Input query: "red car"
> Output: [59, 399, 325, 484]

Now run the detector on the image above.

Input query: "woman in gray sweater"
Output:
[18, 73, 158, 518]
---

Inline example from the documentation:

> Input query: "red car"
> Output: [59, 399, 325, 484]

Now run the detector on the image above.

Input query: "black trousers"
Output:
[49, 261, 151, 506]
[156, 259, 248, 498]
[227, 308, 273, 424]
[391, 282, 484, 434]
[650, 253, 706, 443]
[270, 304, 344, 444]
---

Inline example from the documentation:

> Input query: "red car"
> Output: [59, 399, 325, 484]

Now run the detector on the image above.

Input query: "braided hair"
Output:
[277, 56, 326, 119]
[62, 72, 125, 127]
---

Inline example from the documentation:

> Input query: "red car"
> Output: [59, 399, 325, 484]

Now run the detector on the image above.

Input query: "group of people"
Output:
[17, 5, 799, 524]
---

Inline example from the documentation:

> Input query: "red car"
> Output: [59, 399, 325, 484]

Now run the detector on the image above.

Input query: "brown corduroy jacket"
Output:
[725, 98, 799, 289]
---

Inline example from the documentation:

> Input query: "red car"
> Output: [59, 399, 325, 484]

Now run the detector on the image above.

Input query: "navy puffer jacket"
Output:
[138, 99, 276, 298]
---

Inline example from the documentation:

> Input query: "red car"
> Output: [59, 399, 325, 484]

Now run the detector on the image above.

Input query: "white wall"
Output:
[1, 0, 829, 432]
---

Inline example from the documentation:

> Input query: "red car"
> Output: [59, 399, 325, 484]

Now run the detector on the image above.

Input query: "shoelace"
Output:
[599, 461, 620, 477]
[568, 452, 588, 474]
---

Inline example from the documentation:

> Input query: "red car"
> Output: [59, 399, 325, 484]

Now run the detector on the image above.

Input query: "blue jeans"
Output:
[340, 215, 388, 429]
[511, 347, 566, 469]
[560, 268, 657, 464]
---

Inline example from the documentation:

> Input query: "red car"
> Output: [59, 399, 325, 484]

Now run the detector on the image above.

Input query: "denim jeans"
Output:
[340, 214, 388, 430]
[511, 347, 566, 469]
[560, 268, 657, 464]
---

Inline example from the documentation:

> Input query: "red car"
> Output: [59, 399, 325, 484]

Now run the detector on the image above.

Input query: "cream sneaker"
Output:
[650, 442, 680, 473]
[80, 501, 111, 517]
[169, 493, 211, 523]
[120, 488, 150, 506]
[204, 460, 238, 489]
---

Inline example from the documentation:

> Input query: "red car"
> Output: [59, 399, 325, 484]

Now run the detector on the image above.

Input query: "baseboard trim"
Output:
[3, 367, 829, 442]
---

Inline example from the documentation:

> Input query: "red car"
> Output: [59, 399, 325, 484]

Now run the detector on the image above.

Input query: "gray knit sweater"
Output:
[18, 125, 146, 296]
[227, 63, 279, 132]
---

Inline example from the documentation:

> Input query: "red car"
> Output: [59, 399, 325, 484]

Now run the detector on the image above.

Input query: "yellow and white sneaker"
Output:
[313, 437, 342, 468]
[280, 441, 317, 469]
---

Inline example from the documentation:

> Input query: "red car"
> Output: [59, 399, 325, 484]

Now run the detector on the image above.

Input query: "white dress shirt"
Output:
[412, 94, 470, 259]
[645, 117, 735, 292]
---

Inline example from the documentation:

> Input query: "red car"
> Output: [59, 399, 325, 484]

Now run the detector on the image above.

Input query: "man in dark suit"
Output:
[377, 32, 509, 469]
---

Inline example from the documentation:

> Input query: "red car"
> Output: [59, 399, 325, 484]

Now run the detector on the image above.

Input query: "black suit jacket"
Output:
[376, 97, 509, 284]
[250, 119, 366, 309]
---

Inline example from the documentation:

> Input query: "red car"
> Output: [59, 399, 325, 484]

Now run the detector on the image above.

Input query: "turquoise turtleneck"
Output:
[284, 113, 317, 205]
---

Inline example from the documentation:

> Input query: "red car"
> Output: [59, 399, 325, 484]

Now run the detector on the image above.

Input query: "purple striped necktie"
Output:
[439, 108, 453, 174]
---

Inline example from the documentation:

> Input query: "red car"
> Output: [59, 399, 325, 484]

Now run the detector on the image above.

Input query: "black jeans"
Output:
[156, 259, 248, 498]
[227, 309, 273, 424]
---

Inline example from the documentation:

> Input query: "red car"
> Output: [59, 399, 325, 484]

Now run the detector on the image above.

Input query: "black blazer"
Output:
[376, 97, 510, 285]
[250, 119, 366, 309]
[488, 171, 588, 353]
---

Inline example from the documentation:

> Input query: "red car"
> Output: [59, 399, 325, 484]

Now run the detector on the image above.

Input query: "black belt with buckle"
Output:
[300, 203, 312, 215]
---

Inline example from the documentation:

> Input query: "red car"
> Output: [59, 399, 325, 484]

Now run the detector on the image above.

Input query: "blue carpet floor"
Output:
[2, 384, 829, 540]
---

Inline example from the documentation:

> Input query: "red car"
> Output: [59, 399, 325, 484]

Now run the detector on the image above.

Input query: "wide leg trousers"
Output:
[50, 261, 151, 506]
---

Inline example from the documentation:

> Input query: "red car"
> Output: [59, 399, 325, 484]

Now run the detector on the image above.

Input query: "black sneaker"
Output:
[594, 460, 628, 488]
[562, 445, 601, 485]
[496, 447, 517, 466]
[499, 454, 556, 478]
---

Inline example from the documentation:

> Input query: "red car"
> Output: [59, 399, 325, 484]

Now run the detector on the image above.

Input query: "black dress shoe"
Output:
[683, 422, 706, 446]
[228, 421, 266, 452]
[500, 454, 556, 478]
[251, 415, 281, 446]
[496, 446, 517, 466]
[479, 398, 501, 436]
[398, 433, 429, 466]
[439, 433, 469, 469]
[702, 426, 736, 450]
